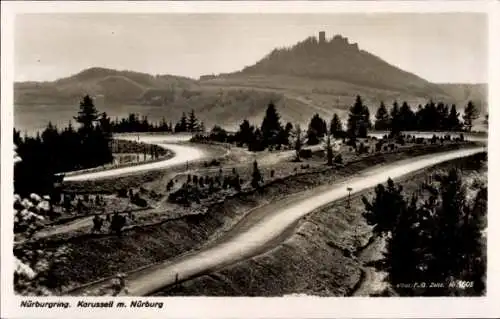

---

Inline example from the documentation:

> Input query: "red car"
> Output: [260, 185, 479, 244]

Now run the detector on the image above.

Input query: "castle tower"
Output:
[319, 31, 326, 44]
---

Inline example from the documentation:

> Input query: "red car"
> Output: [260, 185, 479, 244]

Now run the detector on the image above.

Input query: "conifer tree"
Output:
[347, 95, 371, 140]
[235, 119, 255, 147]
[75, 95, 99, 134]
[389, 101, 401, 136]
[330, 113, 343, 137]
[463, 101, 479, 132]
[251, 160, 262, 188]
[374, 102, 390, 131]
[447, 104, 462, 131]
[362, 178, 406, 236]
[260, 102, 283, 148]
[325, 134, 333, 166]
[188, 109, 198, 132]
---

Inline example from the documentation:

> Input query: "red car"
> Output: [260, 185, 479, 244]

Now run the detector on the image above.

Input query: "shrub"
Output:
[334, 154, 343, 164]
[299, 149, 312, 159]
[117, 188, 128, 198]
[208, 159, 221, 166]
[357, 142, 369, 154]
[131, 194, 148, 207]
[166, 180, 174, 191]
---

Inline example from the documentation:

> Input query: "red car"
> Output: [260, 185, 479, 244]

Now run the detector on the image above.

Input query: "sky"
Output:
[14, 13, 487, 83]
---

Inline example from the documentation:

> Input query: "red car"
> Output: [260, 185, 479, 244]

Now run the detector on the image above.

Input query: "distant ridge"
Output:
[15, 32, 487, 131]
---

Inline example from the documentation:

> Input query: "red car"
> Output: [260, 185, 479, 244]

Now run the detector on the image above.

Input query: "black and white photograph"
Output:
[1, 1, 498, 318]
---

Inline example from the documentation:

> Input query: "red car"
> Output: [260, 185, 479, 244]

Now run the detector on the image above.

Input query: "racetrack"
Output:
[63, 134, 207, 182]
[70, 146, 485, 296]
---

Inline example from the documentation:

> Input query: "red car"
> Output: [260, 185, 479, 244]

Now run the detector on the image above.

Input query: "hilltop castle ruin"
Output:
[317, 31, 359, 50]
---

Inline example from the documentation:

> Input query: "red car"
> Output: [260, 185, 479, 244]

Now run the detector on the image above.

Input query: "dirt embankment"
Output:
[15, 143, 480, 294]
[154, 155, 486, 297]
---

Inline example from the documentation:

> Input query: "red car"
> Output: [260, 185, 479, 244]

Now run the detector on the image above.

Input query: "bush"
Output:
[166, 180, 175, 191]
[299, 149, 312, 159]
[117, 188, 128, 198]
[208, 159, 221, 167]
[131, 194, 148, 207]
[334, 154, 343, 164]
[168, 185, 202, 205]
[357, 142, 369, 155]
[396, 135, 405, 145]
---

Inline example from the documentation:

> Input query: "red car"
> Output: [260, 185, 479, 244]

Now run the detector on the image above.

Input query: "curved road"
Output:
[63, 134, 206, 182]
[71, 146, 485, 296]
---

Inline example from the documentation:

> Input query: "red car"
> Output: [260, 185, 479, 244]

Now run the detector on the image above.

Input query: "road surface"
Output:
[70, 146, 485, 296]
[63, 134, 206, 182]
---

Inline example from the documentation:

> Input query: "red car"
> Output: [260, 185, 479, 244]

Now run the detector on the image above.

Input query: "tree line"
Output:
[192, 102, 295, 152]
[374, 100, 479, 134]
[110, 110, 205, 133]
[193, 96, 480, 156]
[14, 95, 113, 196]
[363, 153, 487, 296]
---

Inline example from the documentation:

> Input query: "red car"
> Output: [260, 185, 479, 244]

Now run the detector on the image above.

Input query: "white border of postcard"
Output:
[2, 1, 499, 318]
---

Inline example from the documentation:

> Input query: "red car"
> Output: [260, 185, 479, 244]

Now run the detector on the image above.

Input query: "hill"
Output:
[236, 34, 446, 98]
[14, 33, 488, 132]
[14, 67, 199, 106]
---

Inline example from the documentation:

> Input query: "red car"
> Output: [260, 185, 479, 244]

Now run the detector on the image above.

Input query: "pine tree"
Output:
[330, 113, 343, 138]
[347, 95, 370, 140]
[447, 104, 462, 131]
[386, 195, 430, 295]
[74, 95, 99, 134]
[187, 109, 198, 132]
[389, 101, 401, 136]
[325, 134, 333, 166]
[261, 102, 282, 148]
[374, 102, 390, 131]
[427, 169, 468, 290]
[399, 101, 415, 131]
[362, 178, 406, 236]
[99, 112, 113, 140]
[251, 160, 262, 188]
[437, 102, 450, 130]
[176, 112, 188, 132]
[236, 119, 255, 147]
[463, 101, 479, 132]
[307, 113, 327, 145]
